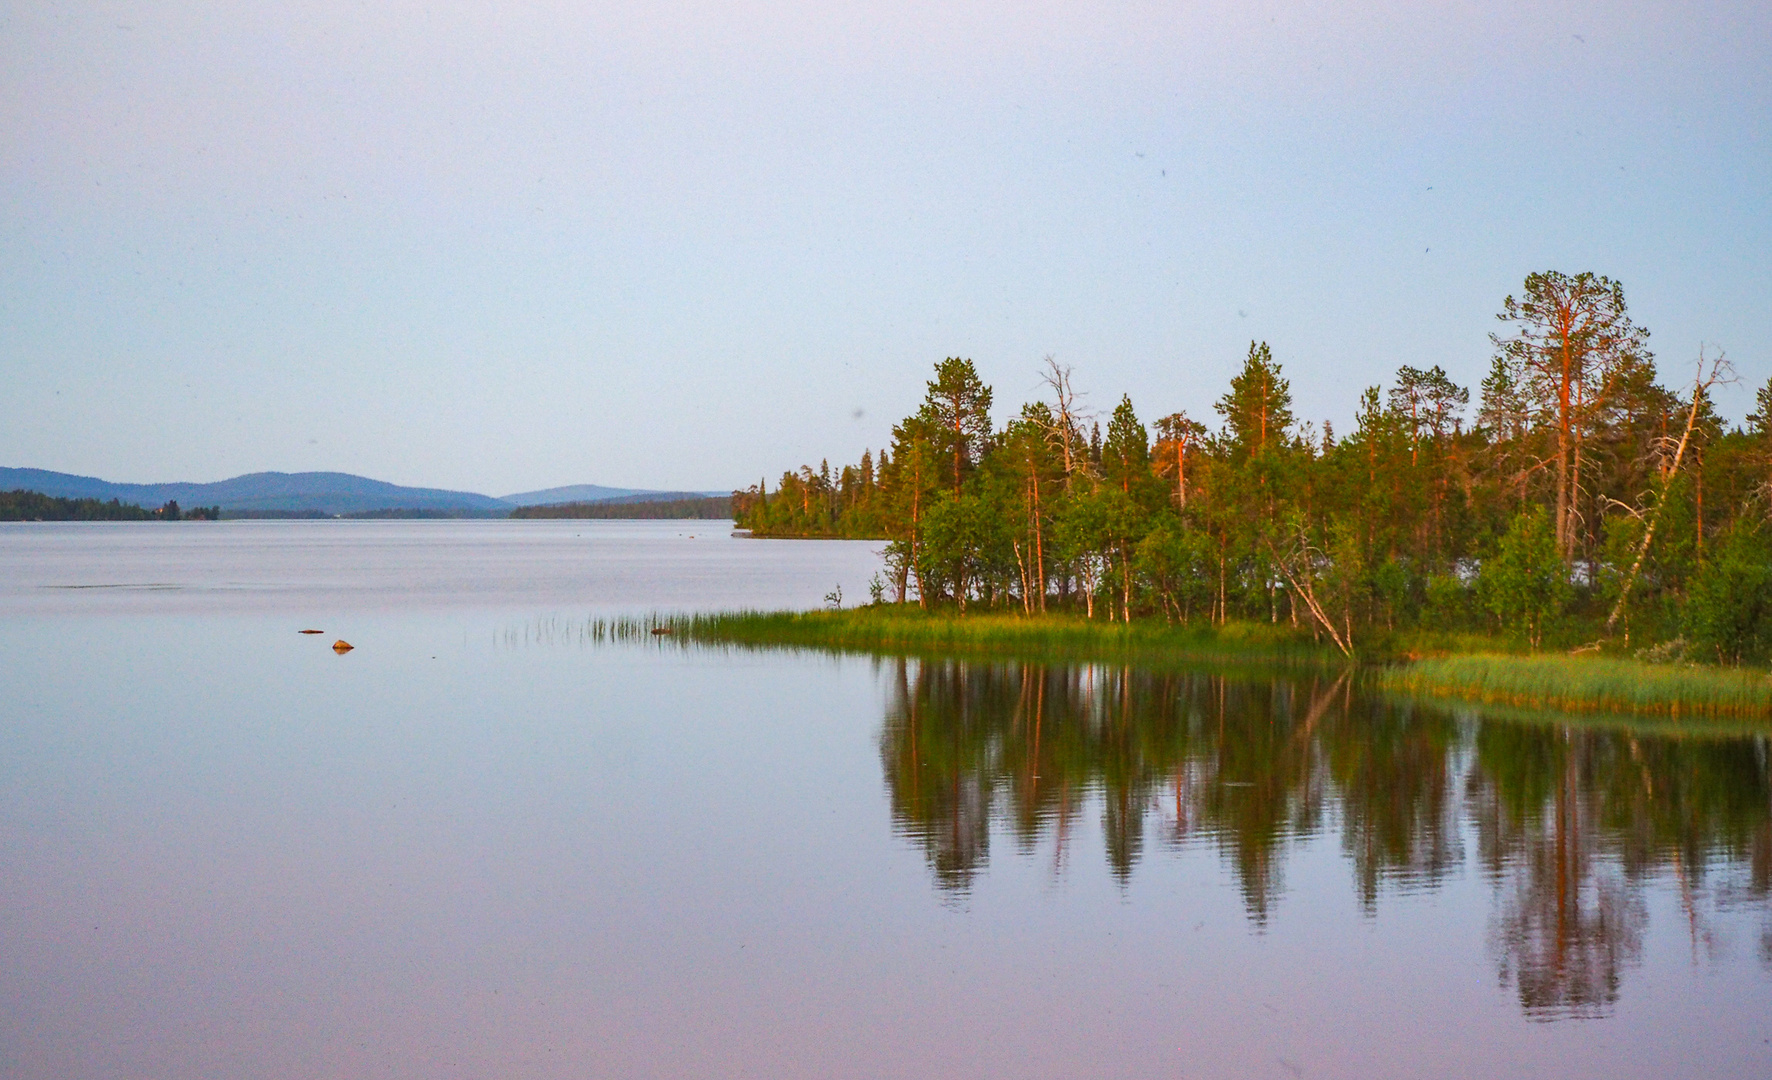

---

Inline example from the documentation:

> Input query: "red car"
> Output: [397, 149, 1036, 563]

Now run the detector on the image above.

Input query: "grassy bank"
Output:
[603, 607, 1340, 669]
[1379, 653, 1772, 721]
[594, 605, 1772, 722]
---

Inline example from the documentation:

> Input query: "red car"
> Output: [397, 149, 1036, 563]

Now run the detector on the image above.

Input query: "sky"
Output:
[2, 1, 1768, 494]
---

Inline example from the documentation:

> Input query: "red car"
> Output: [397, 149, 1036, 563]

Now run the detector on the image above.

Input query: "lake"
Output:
[2, 520, 1768, 1079]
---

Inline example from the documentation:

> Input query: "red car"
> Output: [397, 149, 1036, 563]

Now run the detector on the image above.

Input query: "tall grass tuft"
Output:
[1381, 653, 1772, 720]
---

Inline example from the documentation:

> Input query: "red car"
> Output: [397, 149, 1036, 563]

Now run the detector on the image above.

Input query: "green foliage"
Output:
[1135, 516, 1216, 624]
[1101, 394, 1153, 495]
[1050, 484, 1115, 618]
[1424, 572, 1474, 627]
[1684, 520, 1772, 664]
[1, 490, 156, 521]
[516, 496, 732, 519]
[0, 492, 225, 521]
[920, 488, 1012, 611]
[1479, 507, 1570, 649]
[1743, 376, 1772, 441]
[1371, 556, 1420, 629]
[919, 357, 994, 494]
[1318, 519, 1368, 635]
[1215, 341, 1294, 460]
[1389, 365, 1469, 447]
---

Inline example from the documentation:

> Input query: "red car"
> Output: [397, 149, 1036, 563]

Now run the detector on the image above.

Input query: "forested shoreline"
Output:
[734, 272, 1772, 664]
[0, 491, 218, 521]
[513, 495, 732, 519]
[2, 493, 723, 521]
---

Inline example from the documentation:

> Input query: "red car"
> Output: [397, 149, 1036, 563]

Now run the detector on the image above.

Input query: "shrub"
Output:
[1478, 506, 1570, 651]
[1424, 573, 1472, 626]
[1683, 520, 1772, 665]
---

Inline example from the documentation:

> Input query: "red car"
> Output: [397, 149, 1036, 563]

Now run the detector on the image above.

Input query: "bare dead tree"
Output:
[1267, 519, 1353, 657]
[1039, 355, 1092, 484]
[1604, 348, 1736, 635]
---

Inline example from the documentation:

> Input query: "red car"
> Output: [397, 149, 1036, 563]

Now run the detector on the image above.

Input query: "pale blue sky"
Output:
[3, 1, 1767, 493]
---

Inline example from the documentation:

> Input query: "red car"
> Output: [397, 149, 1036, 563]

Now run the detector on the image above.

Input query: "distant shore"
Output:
[2, 487, 735, 522]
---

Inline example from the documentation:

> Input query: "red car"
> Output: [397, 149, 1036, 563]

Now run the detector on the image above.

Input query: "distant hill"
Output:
[0, 468, 509, 516]
[2, 467, 730, 517]
[500, 484, 726, 507]
[512, 495, 733, 520]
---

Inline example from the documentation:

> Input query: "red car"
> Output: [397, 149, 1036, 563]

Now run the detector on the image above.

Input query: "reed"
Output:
[595, 607, 1340, 669]
[1380, 653, 1772, 720]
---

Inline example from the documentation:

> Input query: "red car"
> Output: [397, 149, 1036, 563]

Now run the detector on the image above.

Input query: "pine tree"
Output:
[918, 358, 994, 495]
[1215, 342, 1294, 461]
[1101, 395, 1151, 494]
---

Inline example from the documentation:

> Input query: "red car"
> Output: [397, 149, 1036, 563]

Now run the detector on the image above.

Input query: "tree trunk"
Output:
[1695, 449, 1705, 561]
[910, 480, 926, 610]
[1032, 469, 1046, 612]
[1020, 529, 1031, 608]
[1218, 543, 1227, 626]
[1605, 368, 1713, 633]
[1554, 339, 1574, 559]
[1121, 547, 1133, 623]
[1176, 439, 1187, 507]
[1271, 555, 1351, 657]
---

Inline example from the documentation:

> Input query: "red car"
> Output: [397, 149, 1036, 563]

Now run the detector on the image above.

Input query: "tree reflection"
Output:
[1467, 726, 1645, 1018]
[1469, 723, 1772, 1017]
[876, 657, 1772, 1017]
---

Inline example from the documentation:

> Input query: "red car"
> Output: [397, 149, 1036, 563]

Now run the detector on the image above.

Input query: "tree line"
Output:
[0, 491, 219, 522]
[734, 271, 1772, 660]
[512, 496, 733, 520]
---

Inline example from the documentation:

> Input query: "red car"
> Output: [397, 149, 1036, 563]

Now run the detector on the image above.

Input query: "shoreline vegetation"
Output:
[606, 608, 1339, 668]
[716, 270, 1772, 720]
[596, 607, 1772, 722]
[1381, 653, 1772, 722]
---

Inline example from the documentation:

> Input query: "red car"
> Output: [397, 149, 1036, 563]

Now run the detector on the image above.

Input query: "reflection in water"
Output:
[878, 658, 1772, 1020]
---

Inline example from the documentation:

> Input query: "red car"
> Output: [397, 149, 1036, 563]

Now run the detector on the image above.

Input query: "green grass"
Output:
[1379, 653, 1772, 721]
[585, 605, 1772, 723]
[595, 606, 1341, 669]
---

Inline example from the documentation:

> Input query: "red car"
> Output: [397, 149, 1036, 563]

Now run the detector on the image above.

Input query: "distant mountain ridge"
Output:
[2, 468, 724, 516]
[503, 484, 661, 506]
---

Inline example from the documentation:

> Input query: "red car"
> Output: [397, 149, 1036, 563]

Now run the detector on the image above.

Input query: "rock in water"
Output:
[299, 629, 324, 634]
[333, 640, 354, 653]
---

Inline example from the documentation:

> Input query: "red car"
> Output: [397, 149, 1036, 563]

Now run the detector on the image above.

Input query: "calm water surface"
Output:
[1, 521, 1768, 1078]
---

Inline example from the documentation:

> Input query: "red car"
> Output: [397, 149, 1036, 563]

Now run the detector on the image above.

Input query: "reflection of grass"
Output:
[1390, 694, 1772, 739]
[597, 608, 1340, 668]
[588, 607, 1772, 722]
[1380, 654, 1772, 721]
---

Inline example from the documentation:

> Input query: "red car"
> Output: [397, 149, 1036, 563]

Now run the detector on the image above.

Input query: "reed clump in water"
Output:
[596, 607, 1340, 668]
[1380, 653, 1772, 720]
